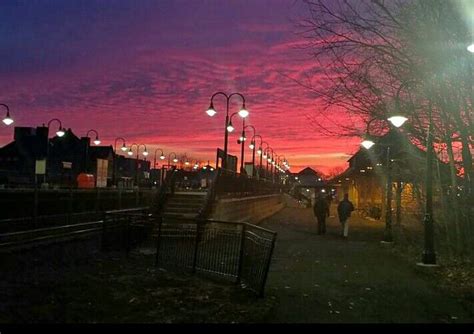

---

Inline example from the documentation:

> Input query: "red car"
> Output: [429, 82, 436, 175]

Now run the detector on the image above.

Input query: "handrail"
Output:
[153, 166, 178, 215]
[197, 169, 221, 219]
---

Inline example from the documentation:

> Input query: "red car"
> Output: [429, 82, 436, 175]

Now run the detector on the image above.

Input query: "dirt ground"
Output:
[0, 251, 275, 323]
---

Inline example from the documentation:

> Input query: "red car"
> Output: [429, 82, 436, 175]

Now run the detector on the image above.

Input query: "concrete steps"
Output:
[161, 192, 207, 219]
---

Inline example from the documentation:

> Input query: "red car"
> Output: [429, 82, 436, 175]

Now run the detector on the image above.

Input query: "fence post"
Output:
[192, 220, 203, 274]
[101, 211, 108, 252]
[236, 223, 246, 284]
[155, 215, 163, 267]
[68, 187, 73, 224]
[33, 177, 38, 228]
[126, 215, 131, 255]
[259, 233, 277, 298]
[95, 188, 100, 212]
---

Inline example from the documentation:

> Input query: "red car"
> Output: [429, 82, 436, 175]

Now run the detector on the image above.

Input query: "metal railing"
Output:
[155, 216, 277, 297]
[215, 170, 286, 199]
[0, 211, 100, 233]
[0, 207, 150, 253]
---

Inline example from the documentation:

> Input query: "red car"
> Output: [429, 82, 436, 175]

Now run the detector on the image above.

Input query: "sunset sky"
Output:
[0, 0, 361, 174]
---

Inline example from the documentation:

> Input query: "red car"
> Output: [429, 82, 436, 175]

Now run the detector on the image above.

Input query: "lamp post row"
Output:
[205, 92, 291, 180]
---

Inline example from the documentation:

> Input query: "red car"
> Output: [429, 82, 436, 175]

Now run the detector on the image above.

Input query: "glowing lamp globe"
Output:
[121, 144, 128, 152]
[249, 143, 255, 150]
[361, 139, 375, 150]
[160, 155, 165, 160]
[142, 151, 149, 157]
[93, 138, 101, 145]
[257, 148, 262, 155]
[238, 108, 249, 118]
[468, 43, 474, 53]
[2, 112, 13, 126]
[206, 104, 216, 117]
[387, 115, 408, 128]
[227, 124, 234, 132]
[56, 128, 65, 137]
[173, 158, 178, 163]
[127, 150, 133, 156]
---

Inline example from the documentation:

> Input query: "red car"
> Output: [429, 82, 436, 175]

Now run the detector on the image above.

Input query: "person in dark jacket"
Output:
[313, 193, 330, 235]
[337, 193, 355, 239]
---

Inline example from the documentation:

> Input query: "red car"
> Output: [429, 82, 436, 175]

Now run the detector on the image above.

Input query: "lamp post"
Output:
[84, 129, 101, 173]
[168, 152, 178, 168]
[420, 106, 436, 265]
[113, 137, 127, 186]
[47, 118, 66, 138]
[1, 104, 13, 126]
[128, 143, 148, 187]
[181, 154, 191, 170]
[265, 147, 274, 183]
[243, 125, 256, 176]
[205, 92, 248, 170]
[277, 155, 286, 184]
[44, 118, 66, 185]
[229, 111, 247, 174]
[153, 148, 166, 186]
[251, 134, 263, 178]
[361, 115, 407, 243]
[261, 142, 270, 179]
[153, 148, 165, 169]
[86, 129, 101, 146]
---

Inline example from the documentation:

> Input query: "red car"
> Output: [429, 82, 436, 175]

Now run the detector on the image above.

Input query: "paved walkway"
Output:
[260, 205, 473, 323]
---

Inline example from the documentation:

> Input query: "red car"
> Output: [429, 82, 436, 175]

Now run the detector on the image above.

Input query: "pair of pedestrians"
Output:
[313, 193, 354, 239]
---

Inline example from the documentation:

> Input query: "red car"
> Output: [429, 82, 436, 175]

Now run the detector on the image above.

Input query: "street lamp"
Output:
[43, 118, 66, 185]
[86, 129, 101, 145]
[153, 148, 165, 169]
[243, 125, 256, 176]
[467, 43, 474, 53]
[261, 141, 270, 179]
[168, 152, 178, 167]
[83, 129, 101, 173]
[47, 118, 66, 137]
[251, 134, 263, 178]
[113, 137, 127, 186]
[1, 104, 13, 126]
[264, 147, 274, 182]
[361, 114, 407, 243]
[205, 92, 248, 170]
[128, 143, 148, 186]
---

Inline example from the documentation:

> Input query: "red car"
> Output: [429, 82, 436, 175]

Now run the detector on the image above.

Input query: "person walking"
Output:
[337, 193, 354, 239]
[313, 193, 329, 235]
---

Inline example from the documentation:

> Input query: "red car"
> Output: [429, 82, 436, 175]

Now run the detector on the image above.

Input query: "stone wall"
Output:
[209, 194, 285, 224]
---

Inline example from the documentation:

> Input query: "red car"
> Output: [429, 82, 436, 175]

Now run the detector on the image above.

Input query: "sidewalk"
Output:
[260, 206, 473, 323]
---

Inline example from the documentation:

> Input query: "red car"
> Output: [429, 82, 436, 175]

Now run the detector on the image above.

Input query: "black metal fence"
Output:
[0, 207, 150, 253]
[155, 216, 277, 297]
[0, 188, 157, 220]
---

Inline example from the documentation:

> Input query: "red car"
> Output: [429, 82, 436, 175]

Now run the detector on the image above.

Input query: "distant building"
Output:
[289, 167, 326, 206]
[0, 126, 148, 188]
[329, 129, 451, 215]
